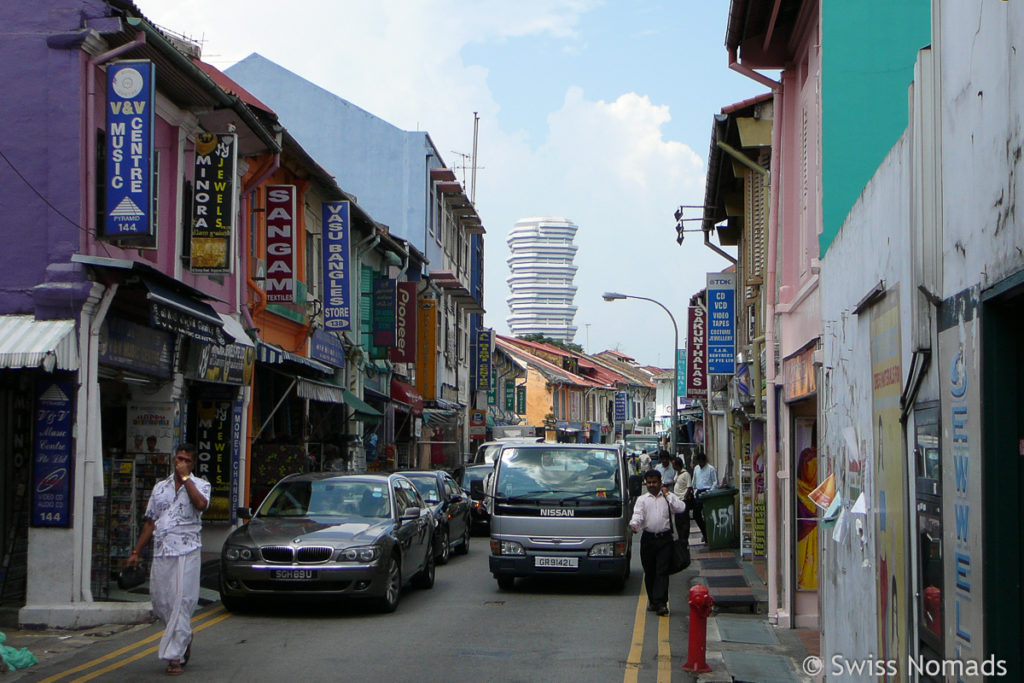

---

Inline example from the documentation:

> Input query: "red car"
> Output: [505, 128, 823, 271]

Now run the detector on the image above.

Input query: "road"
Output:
[23, 538, 700, 683]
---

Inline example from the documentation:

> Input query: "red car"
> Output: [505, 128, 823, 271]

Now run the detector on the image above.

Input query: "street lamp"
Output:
[602, 291, 679, 457]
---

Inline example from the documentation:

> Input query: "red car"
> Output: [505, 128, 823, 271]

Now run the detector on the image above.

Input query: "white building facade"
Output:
[506, 217, 578, 343]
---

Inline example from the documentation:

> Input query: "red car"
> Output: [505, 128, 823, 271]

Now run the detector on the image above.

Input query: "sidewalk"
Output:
[678, 524, 820, 683]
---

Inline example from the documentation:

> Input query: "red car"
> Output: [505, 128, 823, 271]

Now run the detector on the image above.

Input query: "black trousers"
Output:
[692, 491, 709, 541]
[640, 531, 674, 608]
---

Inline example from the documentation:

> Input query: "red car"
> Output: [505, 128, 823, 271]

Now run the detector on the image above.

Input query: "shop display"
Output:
[106, 455, 168, 586]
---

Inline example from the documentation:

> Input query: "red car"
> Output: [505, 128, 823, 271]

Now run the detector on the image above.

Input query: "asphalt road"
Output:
[21, 537, 698, 683]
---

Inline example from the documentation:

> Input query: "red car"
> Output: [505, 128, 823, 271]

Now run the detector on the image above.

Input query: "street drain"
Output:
[483, 600, 505, 606]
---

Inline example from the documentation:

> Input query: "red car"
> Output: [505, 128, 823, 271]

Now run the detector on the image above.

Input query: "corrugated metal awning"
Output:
[0, 316, 78, 372]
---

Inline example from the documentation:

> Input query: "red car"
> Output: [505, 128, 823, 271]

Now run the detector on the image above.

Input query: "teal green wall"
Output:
[820, 0, 930, 255]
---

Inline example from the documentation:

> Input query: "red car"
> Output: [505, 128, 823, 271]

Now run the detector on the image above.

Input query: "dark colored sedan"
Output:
[402, 470, 471, 565]
[219, 472, 435, 613]
[458, 464, 493, 534]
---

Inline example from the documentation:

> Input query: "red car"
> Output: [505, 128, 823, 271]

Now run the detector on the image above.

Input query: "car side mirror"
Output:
[400, 506, 421, 522]
[470, 479, 484, 498]
[236, 506, 252, 521]
[450, 494, 463, 503]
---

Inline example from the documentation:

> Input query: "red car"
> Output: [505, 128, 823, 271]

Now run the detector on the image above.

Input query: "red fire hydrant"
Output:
[682, 584, 714, 673]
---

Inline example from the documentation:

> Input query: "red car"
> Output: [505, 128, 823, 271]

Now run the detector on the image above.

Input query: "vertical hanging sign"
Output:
[322, 201, 351, 330]
[505, 379, 515, 411]
[475, 329, 493, 391]
[687, 304, 707, 398]
[676, 348, 687, 403]
[706, 272, 736, 374]
[389, 281, 417, 363]
[190, 133, 237, 273]
[265, 185, 296, 302]
[373, 277, 397, 346]
[32, 381, 74, 527]
[415, 299, 438, 400]
[104, 60, 154, 240]
[516, 384, 526, 414]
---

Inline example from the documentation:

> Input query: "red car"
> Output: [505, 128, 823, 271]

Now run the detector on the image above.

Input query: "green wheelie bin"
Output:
[700, 487, 739, 550]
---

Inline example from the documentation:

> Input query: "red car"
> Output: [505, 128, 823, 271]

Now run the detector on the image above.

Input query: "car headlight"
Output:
[339, 545, 382, 563]
[224, 545, 255, 561]
[588, 542, 627, 558]
[490, 539, 525, 556]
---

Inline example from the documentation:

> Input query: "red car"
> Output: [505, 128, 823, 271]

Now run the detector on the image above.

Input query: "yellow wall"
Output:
[523, 368, 553, 427]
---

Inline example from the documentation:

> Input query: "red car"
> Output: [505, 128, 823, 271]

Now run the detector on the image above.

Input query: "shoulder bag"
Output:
[666, 497, 691, 574]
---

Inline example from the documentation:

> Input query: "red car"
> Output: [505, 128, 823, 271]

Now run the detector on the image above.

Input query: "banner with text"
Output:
[373, 277, 396, 347]
[321, 201, 352, 330]
[687, 305, 707, 398]
[104, 60, 154, 240]
[265, 185, 296, 302]
[415, 299, 438, 400]
[190, 133, 236, 273]
[389, 281, 417, 363]
[474, 329, 493, 391]
[706, 272, 736, 374]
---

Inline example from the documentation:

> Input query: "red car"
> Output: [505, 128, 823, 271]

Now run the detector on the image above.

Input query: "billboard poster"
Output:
[390, 281, 417, 363]
[104, 60, 154, 240]
[475, 329, 492, 391]
[322, 201, 352, 330]
[190, 133, 236, 273]
[196, 399, 232, 520]
[31, 381, 74, 527]
[687, 305, 707, 398]
[870, 288, 907, 674]
[126, 403, 174, 455]
[415, 299, 438, 400]
[707, 272, 736, 374]
[373, 277, 396, 347]
[265, 185, 296, 302]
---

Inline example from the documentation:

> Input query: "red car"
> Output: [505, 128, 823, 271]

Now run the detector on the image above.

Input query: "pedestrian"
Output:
[127, 444, 210, 676]
[654, 450, 677, 487]
[671, 456, 692, 537]
[691, 451, 719, 544]
[629, 469, 687, 616]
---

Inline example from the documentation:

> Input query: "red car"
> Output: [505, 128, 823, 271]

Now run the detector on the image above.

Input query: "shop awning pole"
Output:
[253, 377, 297, 441]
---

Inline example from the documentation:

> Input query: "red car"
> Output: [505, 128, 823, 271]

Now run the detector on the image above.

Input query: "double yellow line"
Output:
[623, 578, 674, 683]
[39, 605, 231, 682]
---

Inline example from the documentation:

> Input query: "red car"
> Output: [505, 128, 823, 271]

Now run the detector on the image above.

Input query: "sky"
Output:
[134, 0, 762, 368]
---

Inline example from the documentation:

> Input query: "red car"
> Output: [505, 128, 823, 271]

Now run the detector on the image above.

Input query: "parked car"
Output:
[458, 464, 494, 533]
[219, 472, 434, 613]
[402, 470, 471, 564]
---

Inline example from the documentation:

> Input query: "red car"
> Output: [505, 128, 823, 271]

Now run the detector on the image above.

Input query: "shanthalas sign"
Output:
[265, 185, 296, 302]
[321, 201, 351, 330]
[104, 60, 154, 240]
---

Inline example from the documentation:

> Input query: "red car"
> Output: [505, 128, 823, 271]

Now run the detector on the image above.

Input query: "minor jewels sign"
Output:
[190, 133, 237, 273]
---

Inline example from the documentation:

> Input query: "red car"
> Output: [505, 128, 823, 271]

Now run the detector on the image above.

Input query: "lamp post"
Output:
[602, 291, 679, 457]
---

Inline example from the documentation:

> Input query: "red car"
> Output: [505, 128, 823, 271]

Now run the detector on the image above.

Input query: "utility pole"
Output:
[470, 112, 479, 203]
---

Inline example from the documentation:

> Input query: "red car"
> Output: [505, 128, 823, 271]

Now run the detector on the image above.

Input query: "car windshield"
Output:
[257, 480, 391, 519]
[408, 476, 441, 504]
[477, 444, 502, 464]
[495, 448, 621, 502]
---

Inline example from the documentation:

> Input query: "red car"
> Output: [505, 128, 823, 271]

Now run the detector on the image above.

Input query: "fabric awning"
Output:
[390, 378, 424, 414]
[343, 389, 383, 419]
[144, 278, 226, 345]
[296, 377, 346, 404]
[0, 316, 78, 372]
[218, 313, 255, 347]
[256, 341, 332, 375]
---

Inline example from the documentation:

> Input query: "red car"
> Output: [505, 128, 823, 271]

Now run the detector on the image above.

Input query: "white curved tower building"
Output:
[506, 217, 579, 342]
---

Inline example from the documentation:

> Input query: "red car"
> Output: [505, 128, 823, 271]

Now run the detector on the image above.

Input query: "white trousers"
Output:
[150, 550, 201, 662]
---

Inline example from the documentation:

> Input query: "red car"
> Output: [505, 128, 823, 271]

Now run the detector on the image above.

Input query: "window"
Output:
[360, 264, 381, 359]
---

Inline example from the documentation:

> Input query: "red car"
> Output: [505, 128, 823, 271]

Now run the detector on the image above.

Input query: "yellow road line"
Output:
[38, 605, 226, 683]
[657, 607, 672, 682]
[70, 612, 232, 683]
[623, 577, 647, 683]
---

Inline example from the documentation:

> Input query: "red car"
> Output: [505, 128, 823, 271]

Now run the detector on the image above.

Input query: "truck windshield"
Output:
[495, 447, 621, 503]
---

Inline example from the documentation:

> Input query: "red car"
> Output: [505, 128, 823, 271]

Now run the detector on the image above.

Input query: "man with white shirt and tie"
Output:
[629, 469, 687, 616]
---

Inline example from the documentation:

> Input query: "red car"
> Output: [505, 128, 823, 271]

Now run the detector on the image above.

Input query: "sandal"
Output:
[182, 636, 193, 667]
[166, 660, 184, 675]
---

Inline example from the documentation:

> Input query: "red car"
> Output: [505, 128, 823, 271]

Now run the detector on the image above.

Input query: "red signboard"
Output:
[265, 185, 296, 302]
[389, 281, 417, 363]
[687, 305, 707, 398]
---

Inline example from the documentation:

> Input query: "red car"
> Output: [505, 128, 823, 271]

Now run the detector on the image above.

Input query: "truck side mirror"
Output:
[470, 479, 484, 499]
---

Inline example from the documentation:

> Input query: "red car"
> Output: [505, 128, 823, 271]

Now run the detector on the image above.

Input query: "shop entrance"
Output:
[981, 273, 1024, 674]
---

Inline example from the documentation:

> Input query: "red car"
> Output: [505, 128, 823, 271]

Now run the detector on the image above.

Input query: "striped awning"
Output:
[0, 316, 78, 372]
[256, 341, 332, 374]
[295, 377, 346, 404]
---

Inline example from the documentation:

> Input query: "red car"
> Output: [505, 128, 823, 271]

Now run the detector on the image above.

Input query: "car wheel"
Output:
[497, 575, 515, 591]
[455, 525, 470, 555]
[377, 556, 401, 613]
[412, 543, 435, 590]
[436, 527, 450, 565]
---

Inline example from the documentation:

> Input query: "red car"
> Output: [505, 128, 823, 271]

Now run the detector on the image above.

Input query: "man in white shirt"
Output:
[629, 469, 687, 616]
[691, 451, 718, 544]
[654, 451, 677, 487]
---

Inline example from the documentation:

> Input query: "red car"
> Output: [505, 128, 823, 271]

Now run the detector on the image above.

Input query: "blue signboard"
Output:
[614, 392, 628, 422]
[310, 328, 345, 368]
[32, 381, 74, 527]
[706, 272, 736, 374]
[676, 348, 687, 401]
[322, 201, 352, 330]
[104, 60, 154, 239]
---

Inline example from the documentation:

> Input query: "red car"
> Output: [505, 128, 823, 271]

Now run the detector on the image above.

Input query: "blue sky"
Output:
[135, 0, 762, 367]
